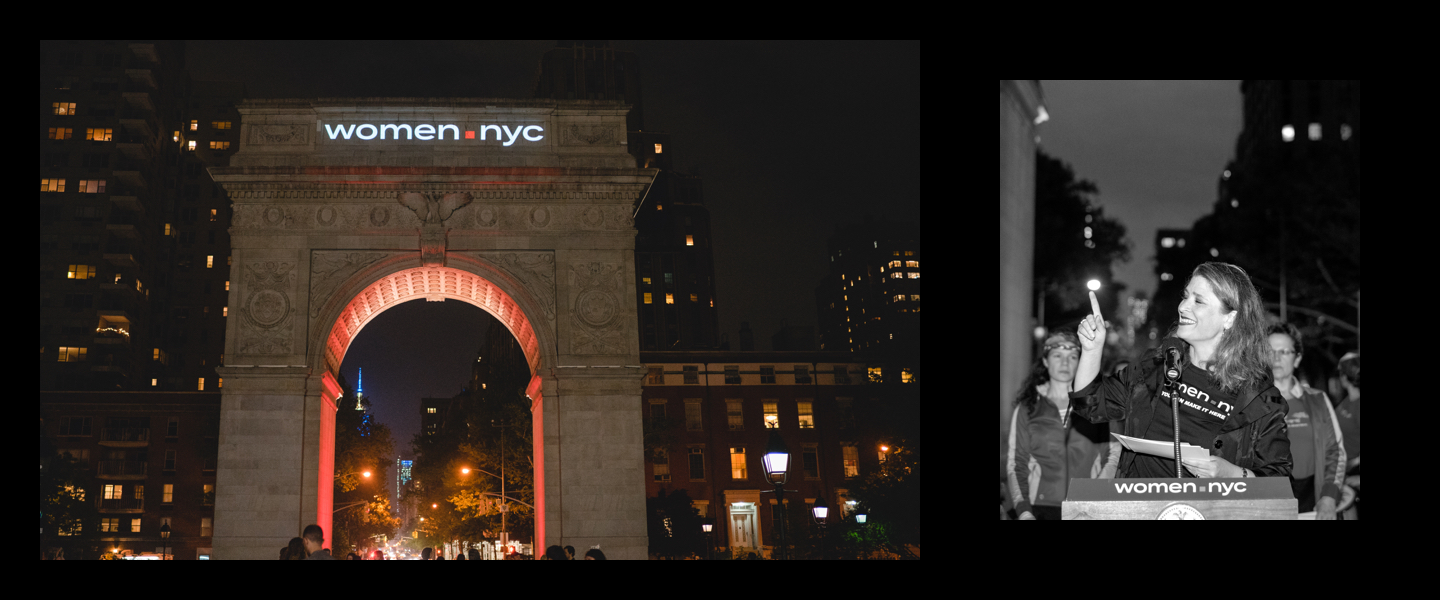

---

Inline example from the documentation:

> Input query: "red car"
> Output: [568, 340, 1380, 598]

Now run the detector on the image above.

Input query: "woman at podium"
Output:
[1069, 262, 1292, 480]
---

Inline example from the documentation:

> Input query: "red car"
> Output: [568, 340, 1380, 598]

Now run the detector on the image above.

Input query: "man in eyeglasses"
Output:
[1268, 323, 1345, 520]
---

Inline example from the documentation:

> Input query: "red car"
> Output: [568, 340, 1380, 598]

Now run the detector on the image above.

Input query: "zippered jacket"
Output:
[1068, 340, 1293, 480]
[1277, 378, 1347, 507]
[1007, 390, 1121, 516]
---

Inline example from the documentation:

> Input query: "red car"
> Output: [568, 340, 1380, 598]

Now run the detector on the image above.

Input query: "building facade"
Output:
[814, 220, 921, 384]
[41, 391, 221, 559]
[639, 351, 889, 558]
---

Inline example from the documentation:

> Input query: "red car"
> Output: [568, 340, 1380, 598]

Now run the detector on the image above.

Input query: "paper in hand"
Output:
[1111, 432, 1211, 462]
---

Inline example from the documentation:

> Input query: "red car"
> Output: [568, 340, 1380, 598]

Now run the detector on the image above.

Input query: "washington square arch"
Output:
[209, 98, 651, 559]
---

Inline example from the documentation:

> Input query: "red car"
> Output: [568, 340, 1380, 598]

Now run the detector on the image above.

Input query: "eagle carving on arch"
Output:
[398, 192, 472, 225]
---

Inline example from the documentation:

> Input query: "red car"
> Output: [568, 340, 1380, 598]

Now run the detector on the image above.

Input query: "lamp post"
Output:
[811, 495, 828, 560]
[159, 522, 170, 561]
[701, 522, 713, 560]
[491, 418, 509, 547]
[761, 428, 795, 560]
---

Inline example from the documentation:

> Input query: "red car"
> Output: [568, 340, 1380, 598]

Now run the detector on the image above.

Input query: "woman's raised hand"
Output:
[1078, 291, 1106, 352]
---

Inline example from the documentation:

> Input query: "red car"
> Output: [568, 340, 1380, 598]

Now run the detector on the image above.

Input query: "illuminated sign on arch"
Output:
[322, 122, 544, 146]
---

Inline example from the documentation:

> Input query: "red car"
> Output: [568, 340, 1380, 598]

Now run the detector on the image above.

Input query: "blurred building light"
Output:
[1176, 238, 1185, 248]
[1085, 214, 1093, 223]
[1087, 279, 1101, 291]
[1084, 240, 1095, 248]
[1341, 124, 1353, 140]
[1161, 237, 1175, 248]
[1282, 125, 1295, 142]
[1084, 226, 1093, 239]
[1223, 169, 1231, 180]
[1161, 273, 1173, 281]
[1210, 248, 1219, 257]
[1231, 199, 1239, 208]
[1034, 106, 1049, 125]
[1309, 123, 1322, 141]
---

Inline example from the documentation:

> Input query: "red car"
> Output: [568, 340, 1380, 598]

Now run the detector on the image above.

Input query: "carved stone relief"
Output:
[471, 252, 557, 323]
[562, 124, 615, 146]
[309, 252, 395, 318]
[249, 124, 309, 145]
[567, 262, 626, 355]
[239, 260, 297, 354]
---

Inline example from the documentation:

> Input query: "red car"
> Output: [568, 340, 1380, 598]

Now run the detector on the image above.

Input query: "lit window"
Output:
[904, 251, 914, 256]
[907, 272, 920, 279]
[173, 131, 180, 142]
[131, 518, 142, 533]
[905, 261, 919, 268]
[211, 121, 232, 130]
[190, 120, 198, 131]
[1281, 124, 1295, 142]
[210, 209, 217, 221]
[104, 484, 121, 500]
[163, 484, 173, 504]
[642, 277, 651, 285]
[1341, 124, 1352, 140]
[54, 102, 77, 115]
[198, 377, 204, 391]
[665, 293, 674, 304]
[690, 293, 697, 302]
[78, 180, 106, 193]
[891, 272, 903, 279]
[225, 281, 230, 291]
[206, 255, 214, 268]
[188, 140, 196, 151]
[893, 294, 905, 302]
[49, 127, 74, 140]
[218, 378, 223, 388]
[152, 379, 157, 386]
[910, 294, 920, 301]
[164, 223, 172, 236]
[901, 368, 915, 383]
[58, 347, 87, 362]
[763, 402, 778, 429]
[730, 447, 747, 479]
[686, 235, 694, 246]
[202, 517, 213, 537]
[209, 141, 231, 150]
[654, 143, 662, 154]
[727, 399, 743, 431]
[843, 446, 859, 478]
[889, 260, 902, 268]
[68, 264, 95, 279]
[656, 204, 662, 211]
[427, 407, 436, 413]
[797, 401, 814, 429]
[86, 128, 113, 141]
[643, 292, 652, 304]
[1308, 123, 1322, 141]
[222, 306, 227, 317]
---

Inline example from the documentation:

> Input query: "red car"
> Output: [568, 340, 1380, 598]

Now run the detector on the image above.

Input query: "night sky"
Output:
[1037, 80, 1244, 304]
[184, 41, 921, 454]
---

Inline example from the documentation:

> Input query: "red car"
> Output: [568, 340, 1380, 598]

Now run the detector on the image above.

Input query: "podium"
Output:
[1063, 478, 1297, 520]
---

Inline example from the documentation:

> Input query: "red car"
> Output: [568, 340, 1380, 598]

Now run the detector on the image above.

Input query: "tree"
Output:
[332, 394, 399, 555]
[646, 488, 705, 559]
[1034, 149, 1133, 327]
[40, 425, 99, 559]
[843, 442, 920, 558]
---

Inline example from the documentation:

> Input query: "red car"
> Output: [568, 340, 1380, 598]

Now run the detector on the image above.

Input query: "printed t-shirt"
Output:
[1130, 363, 1239, 478]
[1284, 394, 1315, 479]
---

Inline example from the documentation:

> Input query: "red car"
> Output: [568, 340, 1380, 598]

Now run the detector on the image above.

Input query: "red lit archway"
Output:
[309, 258, 552, 553]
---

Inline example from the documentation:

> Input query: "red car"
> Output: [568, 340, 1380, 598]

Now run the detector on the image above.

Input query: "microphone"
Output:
[1164, 346, 1183, 477]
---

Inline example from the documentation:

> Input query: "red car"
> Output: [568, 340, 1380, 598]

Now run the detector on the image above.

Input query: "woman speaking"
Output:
[1071, 262, 1292, 479]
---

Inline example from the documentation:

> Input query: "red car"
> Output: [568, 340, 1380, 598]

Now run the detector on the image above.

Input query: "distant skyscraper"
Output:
[355, 367, 365, 411]
[814, 220, 921, 383]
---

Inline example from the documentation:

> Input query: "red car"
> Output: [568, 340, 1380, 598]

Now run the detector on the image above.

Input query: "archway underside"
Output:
[324, 266, 541, 377]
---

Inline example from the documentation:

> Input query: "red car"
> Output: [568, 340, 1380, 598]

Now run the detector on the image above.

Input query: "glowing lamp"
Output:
[1087, 280, 1101, 291]
[762, 429, 790, 485]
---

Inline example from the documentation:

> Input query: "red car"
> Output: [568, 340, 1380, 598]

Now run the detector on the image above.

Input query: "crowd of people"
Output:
[1003, 262, 1360, 520]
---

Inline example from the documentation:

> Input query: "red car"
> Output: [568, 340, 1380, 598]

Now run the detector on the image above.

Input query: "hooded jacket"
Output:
[1068, 339, 1293, 479]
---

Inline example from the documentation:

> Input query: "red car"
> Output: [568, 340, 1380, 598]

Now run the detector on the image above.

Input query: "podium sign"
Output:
[1063, 478, 1297, 520]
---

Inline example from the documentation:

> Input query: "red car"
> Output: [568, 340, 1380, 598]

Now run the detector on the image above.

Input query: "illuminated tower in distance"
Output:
[355, 368, 365, 411]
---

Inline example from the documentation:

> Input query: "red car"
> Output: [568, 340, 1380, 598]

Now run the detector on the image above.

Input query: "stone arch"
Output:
[307, 253, 556, 382]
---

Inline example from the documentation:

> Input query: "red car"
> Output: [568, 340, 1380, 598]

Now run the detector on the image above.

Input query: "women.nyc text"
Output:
[322, 123, 545, 146]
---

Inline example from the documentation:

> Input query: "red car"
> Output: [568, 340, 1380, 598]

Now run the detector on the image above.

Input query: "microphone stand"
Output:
[1164, 349, 1183, 478]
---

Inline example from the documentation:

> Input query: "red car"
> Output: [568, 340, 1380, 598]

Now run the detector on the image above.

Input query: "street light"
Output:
[159, 522, 170, 561]
[701, 522, 713, 560]
[761, 428, 795, 560]
[812, 495, 829, 560]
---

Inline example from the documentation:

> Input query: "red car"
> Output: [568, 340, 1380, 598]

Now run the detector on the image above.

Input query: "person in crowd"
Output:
[1008, 330, 1121, 520]
[346, 552, 358, 560]
[286, 536, 308, 560]
[468, 548, 480, 561]
[1071, 262, 1293, 481]
[422, 547, 433, 560]
[545, 545, 568, 560]
[1267, 323, 1345, 519]
[374, 549, 385, 560]
[280, 546, 288, 560]
[565, 545, 576, 560]
[1333, 352, 1360, 519]
[301, 524, 334, 560]
[455, 551, 466, 560]
[585, 546, 607, 560]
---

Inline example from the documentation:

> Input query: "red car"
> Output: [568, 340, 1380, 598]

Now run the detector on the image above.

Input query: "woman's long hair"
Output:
[1016, 330, 1079, 417]
[1182, 262, 1271, 395]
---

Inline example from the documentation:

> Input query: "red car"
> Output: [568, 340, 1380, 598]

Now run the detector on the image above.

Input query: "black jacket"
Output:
[1068, 340, 1293, 478]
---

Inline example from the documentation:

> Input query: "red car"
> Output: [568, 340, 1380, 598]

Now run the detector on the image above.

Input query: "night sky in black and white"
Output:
[184, 41, 921, 453]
